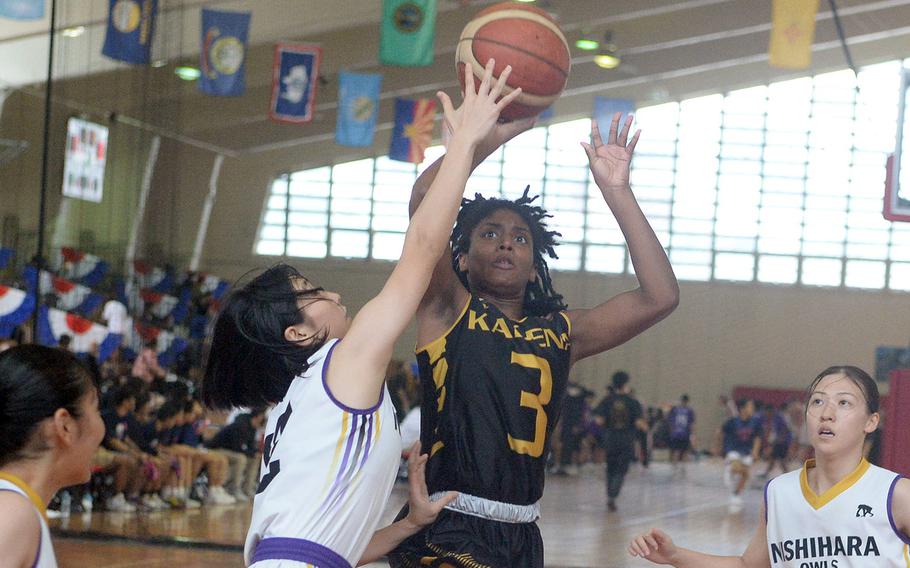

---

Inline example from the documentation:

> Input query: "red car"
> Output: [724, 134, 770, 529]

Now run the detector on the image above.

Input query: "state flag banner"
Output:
[101, 0, 158, 64]
[769, 0, 820, 70]
[270, 44, 323, 124]
[335, 71, 383, 147]
[380, 0, 437, 67]
[0, 0, 44, 20]
[389, 98, 436, 164]
[200, 8, 251, 96]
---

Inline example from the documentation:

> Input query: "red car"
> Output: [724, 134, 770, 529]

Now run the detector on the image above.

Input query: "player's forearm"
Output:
[357, 518, 422, 565]
[404, 138, 476, 261]
[602, 185, 679, 312]
[408, 139, 500, 217]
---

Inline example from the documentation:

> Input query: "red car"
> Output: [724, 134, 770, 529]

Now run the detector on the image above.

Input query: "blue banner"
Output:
[0, 0, 44, 20]
[336, 71, 383, 147]
[389, 98, 436, 163]
[270, 44, 322, 124]
[594, 97, 636, 138]
[199, 8, 251, 97]
[101, 0, 157, 64]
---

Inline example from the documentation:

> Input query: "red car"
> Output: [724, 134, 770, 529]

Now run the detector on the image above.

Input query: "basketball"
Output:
[456, 2, 571, 121]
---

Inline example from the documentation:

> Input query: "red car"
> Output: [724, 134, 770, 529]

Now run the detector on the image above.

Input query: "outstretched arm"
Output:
[567, 113, 679, 365]
[358, 443, 457, 565]
[628, 512, 770, 567]
[329, 61, 522, 408]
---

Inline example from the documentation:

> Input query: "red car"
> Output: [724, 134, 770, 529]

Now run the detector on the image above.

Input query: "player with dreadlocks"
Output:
[389, 111, 680, 568]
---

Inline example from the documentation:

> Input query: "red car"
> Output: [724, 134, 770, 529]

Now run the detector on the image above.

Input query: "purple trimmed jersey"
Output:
[244, 338, 401, 567]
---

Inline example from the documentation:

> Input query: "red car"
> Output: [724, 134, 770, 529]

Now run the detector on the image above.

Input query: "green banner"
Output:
[380, 0, 436, 67]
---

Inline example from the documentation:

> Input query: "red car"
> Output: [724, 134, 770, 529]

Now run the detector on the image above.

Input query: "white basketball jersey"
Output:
[0, 476, 58, 568]
[244, 338, 401, 567]
[766, 459, 910, 567]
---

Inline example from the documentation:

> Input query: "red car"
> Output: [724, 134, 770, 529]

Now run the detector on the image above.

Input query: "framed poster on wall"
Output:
[62, 117, 108, 203]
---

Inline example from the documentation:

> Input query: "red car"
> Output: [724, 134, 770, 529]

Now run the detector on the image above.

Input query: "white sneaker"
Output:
[109, 493, 137, 513]
[146, 494, 168, 510]
[729, 494, 744, 511]
[184, 497, 202, 509]
[205, 487, 236, 506]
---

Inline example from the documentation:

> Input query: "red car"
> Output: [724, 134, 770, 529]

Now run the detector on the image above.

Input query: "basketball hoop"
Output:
[884, 68, 910, 222]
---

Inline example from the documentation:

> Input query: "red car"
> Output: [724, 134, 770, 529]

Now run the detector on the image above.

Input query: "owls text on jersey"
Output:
[0, 474, 58, 568]
[417, 294, 572, 506]
[765, 459, 910, 567]
[244, 338, 401, 568]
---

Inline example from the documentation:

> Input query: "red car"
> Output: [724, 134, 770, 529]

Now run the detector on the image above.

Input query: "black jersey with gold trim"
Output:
[416, 294, 572, 506]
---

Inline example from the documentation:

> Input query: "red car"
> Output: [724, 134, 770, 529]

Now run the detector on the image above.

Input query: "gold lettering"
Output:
[491, 317, 513, 339]
[524, 327, 546, 344]
[468, 310, 489, 331]
[544, 328, 566, 350]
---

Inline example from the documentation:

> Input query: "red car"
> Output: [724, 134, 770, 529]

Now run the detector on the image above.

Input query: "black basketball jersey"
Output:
[417, 294, 572, 506]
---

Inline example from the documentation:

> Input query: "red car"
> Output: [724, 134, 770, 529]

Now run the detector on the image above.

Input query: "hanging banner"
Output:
[269, 43, 322, 124]
[389, 97, 436, 163]
[62, 118, 108, 203]
[335, 71, 383, 147]
[768, 0, 820, 70]
[199, 8, 251, 96]
[101, 0, 158, 64]
[380, 0, 436, 67]
[0, 0, 45, 21]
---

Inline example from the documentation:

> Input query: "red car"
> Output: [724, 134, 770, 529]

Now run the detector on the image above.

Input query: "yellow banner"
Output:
[769, 0, 820, 69]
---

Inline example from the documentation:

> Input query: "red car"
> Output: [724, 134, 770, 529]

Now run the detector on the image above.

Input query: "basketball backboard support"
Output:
[884, 68, 910, 222]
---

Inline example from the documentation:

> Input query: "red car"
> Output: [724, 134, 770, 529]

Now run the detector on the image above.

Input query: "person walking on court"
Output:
[0, 345, 106, 568]
[667, 394, 695, 473]
[719, 399, 763, 509]
[203, 60, 522, 568]
[594, 371, 645, 512]
[629, 365, 910, 567]
[389, 110, 679, 567]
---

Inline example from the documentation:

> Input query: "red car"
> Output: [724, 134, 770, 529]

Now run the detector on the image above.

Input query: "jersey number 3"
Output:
[507, 353, 552, 458]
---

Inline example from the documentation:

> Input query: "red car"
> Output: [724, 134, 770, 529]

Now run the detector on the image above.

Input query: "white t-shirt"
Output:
[244, 338, 401, 567]
[102, 300, 128, 334]
[765, 459, 910, 567]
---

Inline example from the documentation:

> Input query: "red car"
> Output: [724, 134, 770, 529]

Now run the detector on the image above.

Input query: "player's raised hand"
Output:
[404, 441, 457, 528]
[438, 58, 523, 149]
[628, 528, 678, 565]
[581, 112, 640, 194]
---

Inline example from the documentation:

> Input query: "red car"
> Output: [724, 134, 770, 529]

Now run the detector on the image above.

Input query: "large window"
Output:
[256, 60, 910, 292]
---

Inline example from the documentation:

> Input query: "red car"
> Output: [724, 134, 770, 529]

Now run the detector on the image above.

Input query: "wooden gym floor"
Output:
[52, 458, 762, 567]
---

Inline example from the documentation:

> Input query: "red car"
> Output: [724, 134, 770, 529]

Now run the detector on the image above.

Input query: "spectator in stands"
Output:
[131, 400, 199, 509]
[169, 399, 235, 505]
[132, 339, 166, 384]
[100, 386, 163, 511]
[206, 407, 266, 500]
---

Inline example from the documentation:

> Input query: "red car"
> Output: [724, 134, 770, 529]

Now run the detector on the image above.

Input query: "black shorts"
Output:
[388, 507, 544, 568]
[668, 438, 690, 451]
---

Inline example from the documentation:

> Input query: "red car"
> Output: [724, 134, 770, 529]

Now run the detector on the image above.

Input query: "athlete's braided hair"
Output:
[451, 187, 567, 317]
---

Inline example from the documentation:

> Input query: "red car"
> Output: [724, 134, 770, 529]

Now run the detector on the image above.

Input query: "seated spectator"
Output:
[132, 339, 166, 384]
[206, 407, 266, 500]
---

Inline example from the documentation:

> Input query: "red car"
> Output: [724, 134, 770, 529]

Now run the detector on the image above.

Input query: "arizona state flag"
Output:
[380, 0, 436, 67]
[769, 0, 820, 69]
[389, 98, 436, 163]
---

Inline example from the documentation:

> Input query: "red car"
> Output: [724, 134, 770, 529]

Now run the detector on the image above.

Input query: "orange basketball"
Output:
[456, 2, 571, 121]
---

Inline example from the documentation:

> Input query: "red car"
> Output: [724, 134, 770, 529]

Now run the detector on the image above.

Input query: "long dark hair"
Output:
[451, 188, 567, 317]
[0, 345, 97, 466]
[202, 264, 328, 410]
[806, 365, 880, 415]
